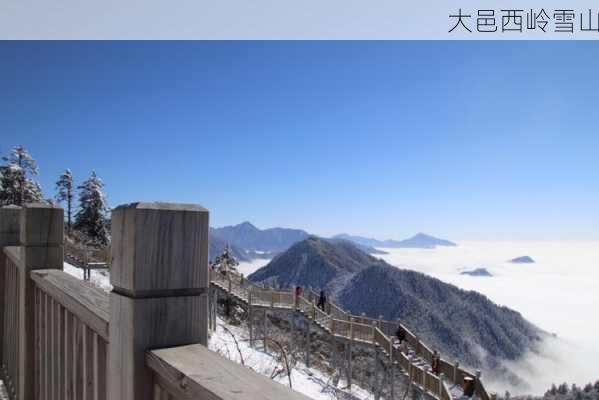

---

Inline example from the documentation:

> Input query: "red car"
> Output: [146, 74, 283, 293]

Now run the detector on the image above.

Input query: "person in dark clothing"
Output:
[395, 325, 406, 342]
[317, 290, 327, 311]
[431, 350, 441, 374]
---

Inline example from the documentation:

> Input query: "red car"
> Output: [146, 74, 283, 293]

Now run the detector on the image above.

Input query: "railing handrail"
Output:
[30, 269, 110, 340]
[216, 269, 490, 399]
[147, 343, 313, 400]
[3, 246, 23, 269]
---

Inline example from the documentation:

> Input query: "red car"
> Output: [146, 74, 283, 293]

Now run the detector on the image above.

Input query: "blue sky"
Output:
[1, 41, 597, 240]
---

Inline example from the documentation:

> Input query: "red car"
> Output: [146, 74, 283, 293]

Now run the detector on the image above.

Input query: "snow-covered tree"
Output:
[0, 145, 44, 206]
[74, 171, 109, 245]
[55, 169, 74, 233]
[212, 244, 239, 273]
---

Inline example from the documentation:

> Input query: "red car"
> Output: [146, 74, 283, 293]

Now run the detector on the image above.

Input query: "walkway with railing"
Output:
[0, 202, 495, 400]
[2, 202, 302, 400]
[210, 269, 493, 400]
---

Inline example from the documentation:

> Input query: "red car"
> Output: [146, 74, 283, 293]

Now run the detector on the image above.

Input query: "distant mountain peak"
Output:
[397, 233, 457, 248]
[211, 221, 309, 253]
[460, 268, 493, 277]
[333, 232, 456, 249]
[509, 256, 535, 264]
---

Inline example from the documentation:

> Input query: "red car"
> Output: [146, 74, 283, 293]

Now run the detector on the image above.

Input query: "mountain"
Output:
[333, 234, 393, 248]
[211, 222, 309, 253]
[249, 237, 543, 372]
[333, 232, 456, 249]
[509, 256, 535, 264]
[249, 236, 380, 294]
[208, 233, 250, 263]
[460, 268, 493, 277]
[393, 233, 457, 248]
[326, 238, 387, 255]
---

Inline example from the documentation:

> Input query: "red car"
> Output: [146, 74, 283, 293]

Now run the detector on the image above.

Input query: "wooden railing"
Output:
[147, 343, 313, 400]
[0, 202, 214, 400]
[213, 270, 494, 400]
[0, 203, 493, 400]
[31, 270, 109, 400]
[2, 247, 22, 399]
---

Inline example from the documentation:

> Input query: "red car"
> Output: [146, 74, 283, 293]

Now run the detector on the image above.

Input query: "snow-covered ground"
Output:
[378, 241, 599, 395]
[62, 262, 373, 400]
[63, 262, 113, 291]
[210, 317, 374, 400]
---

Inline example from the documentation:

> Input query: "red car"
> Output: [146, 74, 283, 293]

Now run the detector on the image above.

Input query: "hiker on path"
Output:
[317, 290, 327, 311]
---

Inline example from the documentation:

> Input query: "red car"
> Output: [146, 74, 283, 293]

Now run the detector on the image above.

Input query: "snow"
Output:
[62, 263, 375, 400]
[63, 262, 112, 292]
[209, 316, 374, 400]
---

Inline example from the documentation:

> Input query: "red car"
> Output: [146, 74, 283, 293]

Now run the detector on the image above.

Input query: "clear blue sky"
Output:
[1, 41, 597, 240]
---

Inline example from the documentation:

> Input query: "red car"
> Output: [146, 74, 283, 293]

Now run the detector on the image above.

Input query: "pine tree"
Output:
[55, 169, 74, 233]
[558, 383, 569, 395]
[74, 171, 109, 245]
[0, 145, 43, 206]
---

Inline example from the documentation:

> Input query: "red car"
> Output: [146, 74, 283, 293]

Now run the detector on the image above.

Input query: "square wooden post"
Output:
[19, 203, 64, 400]
[108, 202, 209, 400]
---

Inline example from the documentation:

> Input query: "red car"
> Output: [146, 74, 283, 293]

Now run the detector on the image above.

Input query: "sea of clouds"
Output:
[378, 241, 599, 396]
[236, 240, 599, 395]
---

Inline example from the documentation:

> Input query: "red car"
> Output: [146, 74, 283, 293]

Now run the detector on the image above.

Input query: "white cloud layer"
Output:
[378, 241, 599, 396]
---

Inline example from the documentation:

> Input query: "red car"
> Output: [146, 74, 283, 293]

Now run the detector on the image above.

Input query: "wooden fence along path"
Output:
[210, 268, 493, 400]
[0, 202, 493, 400]
[1, 202, 322, 400]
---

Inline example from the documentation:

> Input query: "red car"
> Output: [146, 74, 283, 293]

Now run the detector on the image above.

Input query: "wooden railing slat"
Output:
[30, 270, 109, 340]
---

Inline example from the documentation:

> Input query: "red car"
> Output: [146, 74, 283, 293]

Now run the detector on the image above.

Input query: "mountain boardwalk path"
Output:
[210, 269, 493, 400]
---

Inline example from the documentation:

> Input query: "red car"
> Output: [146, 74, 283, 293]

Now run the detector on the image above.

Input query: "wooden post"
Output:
[208, 288, 213, 331]
[371, 320, 376, 344]
[347, 317, 354, 389]
[263, 309, 268, 352]
[389, 338, 394, 400]
[270, 289, 274, 308]
[439, 373, 445, 396]
[19, 203, 64, 400]
[453, 361, 459, 384]
[0, 205, 21, 364]
[293, 289, 298, 310]
[248, 305, 254, 347]
[305, 318, 311, 368]
[289, 311, 295, 351]
[330, 320, 337, 372]
[248, 292, 254, 347]
[108, 202, 209, 400]
[373, 347, 380, 400]
[212, 287, 218, 329]
[408, 360, 413, 392]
